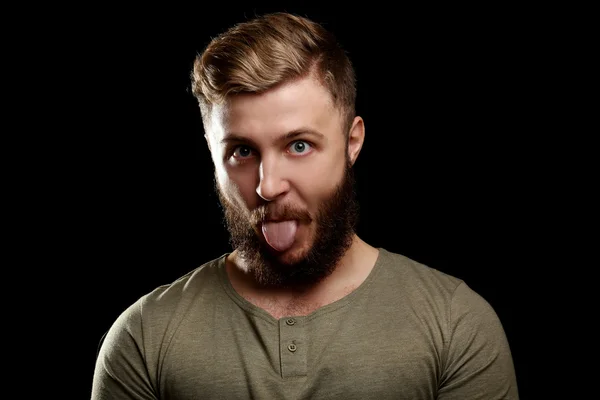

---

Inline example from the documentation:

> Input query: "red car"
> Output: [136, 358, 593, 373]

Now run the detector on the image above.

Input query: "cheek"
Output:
[221, 167, 259, 208]
[300, 158, 344, 201]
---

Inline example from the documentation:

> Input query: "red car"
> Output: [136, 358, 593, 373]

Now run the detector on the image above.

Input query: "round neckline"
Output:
[216, 248, 388, 324]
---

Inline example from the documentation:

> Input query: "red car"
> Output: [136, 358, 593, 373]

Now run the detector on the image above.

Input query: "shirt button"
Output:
[286, 318, 296, 326]
[288, 343, 297, 352]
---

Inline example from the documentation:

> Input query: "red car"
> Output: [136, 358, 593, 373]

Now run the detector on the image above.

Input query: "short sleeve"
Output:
[438, 282, 519, 399]
[91, 298, 157, 400]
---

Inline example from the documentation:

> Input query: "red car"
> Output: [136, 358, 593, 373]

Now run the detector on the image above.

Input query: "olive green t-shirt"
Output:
[92, 248, 518, 399]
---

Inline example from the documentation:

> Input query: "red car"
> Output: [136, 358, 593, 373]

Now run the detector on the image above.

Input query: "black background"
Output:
[30, 3, 580, 399]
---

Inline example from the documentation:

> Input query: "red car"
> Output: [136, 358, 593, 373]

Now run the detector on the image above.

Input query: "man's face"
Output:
[205, 75, 363, 288]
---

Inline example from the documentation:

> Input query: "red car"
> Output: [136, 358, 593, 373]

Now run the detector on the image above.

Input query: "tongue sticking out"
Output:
[262, 220, 298, 252]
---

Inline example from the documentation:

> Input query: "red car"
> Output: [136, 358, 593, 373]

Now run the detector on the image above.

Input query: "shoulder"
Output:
[96, 253, 230, 374]
[375, 248, 518, 396]
[140, 253, 228, 314]
[374, 248, 506, 339]
[376, 247, 500, 320]
[101, 253, 228, 349]
[376, 247, 464, 301]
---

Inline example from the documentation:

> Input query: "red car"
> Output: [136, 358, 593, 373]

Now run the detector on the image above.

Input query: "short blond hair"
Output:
[190, 12, 356, 135]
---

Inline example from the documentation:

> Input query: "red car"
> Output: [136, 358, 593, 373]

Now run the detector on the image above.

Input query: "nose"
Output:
[256, 156, 290, 201]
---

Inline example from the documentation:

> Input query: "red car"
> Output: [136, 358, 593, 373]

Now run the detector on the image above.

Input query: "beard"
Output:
[216, 160, 359, 289]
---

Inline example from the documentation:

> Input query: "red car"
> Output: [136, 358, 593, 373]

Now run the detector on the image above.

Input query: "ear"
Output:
[347, 116, 365, 166]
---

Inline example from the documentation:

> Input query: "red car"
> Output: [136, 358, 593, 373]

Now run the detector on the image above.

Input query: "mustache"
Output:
[251, 203, 312, 225]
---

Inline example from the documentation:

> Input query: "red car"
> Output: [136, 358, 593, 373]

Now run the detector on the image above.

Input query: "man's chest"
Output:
[157, 310, 442, 399]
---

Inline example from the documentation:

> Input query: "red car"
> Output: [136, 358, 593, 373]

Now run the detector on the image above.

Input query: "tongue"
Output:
[262, 220, 298, 252]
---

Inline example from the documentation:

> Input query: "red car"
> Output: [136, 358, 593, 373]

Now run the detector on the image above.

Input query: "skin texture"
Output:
[204, 74, 379, 316]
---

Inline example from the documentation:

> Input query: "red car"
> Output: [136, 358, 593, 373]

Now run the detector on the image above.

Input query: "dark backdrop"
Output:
[59, 4, 556, 399]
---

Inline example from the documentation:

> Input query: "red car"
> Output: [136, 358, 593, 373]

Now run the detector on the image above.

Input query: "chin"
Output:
[278, 243, 312, 265]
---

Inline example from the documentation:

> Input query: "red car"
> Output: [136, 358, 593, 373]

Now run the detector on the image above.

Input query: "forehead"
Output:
[209, 76, 341, 143]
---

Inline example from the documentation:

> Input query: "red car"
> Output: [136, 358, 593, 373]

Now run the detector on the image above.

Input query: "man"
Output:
[92, 12, 518, 399]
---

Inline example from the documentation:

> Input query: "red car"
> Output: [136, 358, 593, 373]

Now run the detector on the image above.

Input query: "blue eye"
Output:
[233, 146, 253, 158]
[289, 141, 311, 154]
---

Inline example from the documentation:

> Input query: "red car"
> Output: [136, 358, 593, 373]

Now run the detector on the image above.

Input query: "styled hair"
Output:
[190, 12, 356, 135]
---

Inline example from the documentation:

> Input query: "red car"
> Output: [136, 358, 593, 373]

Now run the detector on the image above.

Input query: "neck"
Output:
[225, 235, 379, 317]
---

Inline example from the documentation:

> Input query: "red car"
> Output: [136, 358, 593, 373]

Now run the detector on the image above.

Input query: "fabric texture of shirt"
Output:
[92, 247, 519, 399]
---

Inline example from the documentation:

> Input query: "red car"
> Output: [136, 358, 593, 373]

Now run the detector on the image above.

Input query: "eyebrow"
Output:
[220, 128, 325, 146]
